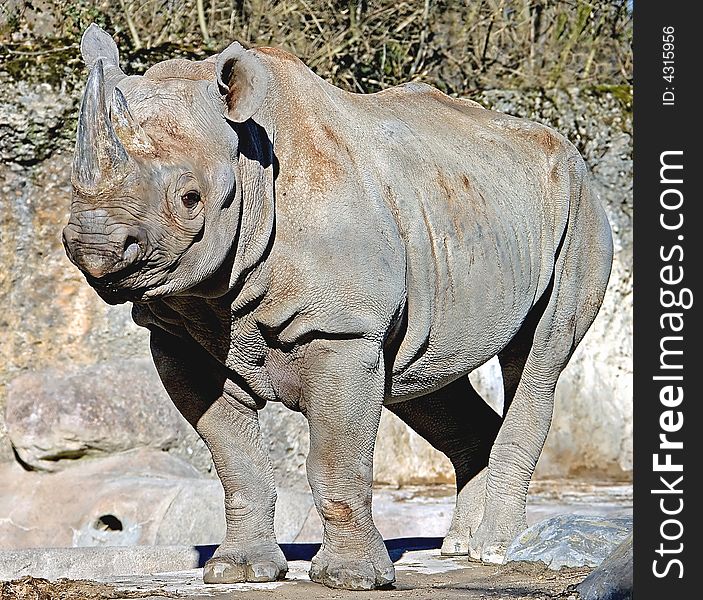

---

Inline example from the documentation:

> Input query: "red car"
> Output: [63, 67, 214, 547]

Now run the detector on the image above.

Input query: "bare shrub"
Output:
[1, 0, 632, 93]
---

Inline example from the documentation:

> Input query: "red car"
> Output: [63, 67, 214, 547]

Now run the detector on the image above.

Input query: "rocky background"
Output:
[1, 1, 632, 498]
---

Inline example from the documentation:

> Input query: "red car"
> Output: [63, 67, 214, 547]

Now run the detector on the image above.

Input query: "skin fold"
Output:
[63, 24, 614, 591]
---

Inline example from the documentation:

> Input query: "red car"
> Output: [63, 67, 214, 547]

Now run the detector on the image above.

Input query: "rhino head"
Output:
[63, 25, 272, 304]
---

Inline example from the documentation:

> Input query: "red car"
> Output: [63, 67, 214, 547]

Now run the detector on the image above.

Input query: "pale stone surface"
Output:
[0, 449, 312, 550]
[373, 411, 454, 486]
[468, 357, 504, 415]
[0, 547, 469, 586]
[504, 514, 632, 569]
[0, 546, 202, 581]
[0, 547, 592, 598]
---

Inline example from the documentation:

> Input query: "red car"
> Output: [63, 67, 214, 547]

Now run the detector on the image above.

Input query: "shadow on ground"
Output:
[195, 537, 445, 566]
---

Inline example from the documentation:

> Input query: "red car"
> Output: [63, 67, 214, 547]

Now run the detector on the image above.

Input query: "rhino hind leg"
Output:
[387, 376, 502, 556]
[441, 468, 488, 556]
[468, 171, 613, 564]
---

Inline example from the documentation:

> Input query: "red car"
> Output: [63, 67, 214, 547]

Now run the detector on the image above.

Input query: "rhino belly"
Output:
[385, 190, 546, 402]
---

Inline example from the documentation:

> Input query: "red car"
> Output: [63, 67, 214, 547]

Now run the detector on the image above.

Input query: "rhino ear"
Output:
[81, 24, 120, 69]
[215, 42, 269, 123]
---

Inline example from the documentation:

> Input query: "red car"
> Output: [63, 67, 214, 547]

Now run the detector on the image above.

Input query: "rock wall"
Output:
[0, 65, 631, 482]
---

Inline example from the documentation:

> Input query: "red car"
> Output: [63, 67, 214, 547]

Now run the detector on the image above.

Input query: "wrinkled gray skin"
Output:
[63, 24, 613, 590]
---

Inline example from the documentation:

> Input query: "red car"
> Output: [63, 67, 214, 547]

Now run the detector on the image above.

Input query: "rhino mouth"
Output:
[95, 287, 146, 305]
[89, 280, 149, 305]
[84, 263, 151, 305]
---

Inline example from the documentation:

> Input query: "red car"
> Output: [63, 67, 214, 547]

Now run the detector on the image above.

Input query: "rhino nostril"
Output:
[121, 227, 148, 267]
[122, 236, 142, 265]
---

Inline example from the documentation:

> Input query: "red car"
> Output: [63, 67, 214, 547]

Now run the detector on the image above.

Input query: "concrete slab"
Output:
[0, 545, 201, 581]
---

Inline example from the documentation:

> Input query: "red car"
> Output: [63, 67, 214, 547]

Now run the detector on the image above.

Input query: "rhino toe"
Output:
[202, 545, 287, 584]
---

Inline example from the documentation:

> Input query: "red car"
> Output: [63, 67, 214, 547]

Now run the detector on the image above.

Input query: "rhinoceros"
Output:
[63, 24, 613, 590]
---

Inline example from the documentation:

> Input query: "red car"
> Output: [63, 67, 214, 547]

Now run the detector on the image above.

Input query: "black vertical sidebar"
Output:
[633, 3, 699, 598]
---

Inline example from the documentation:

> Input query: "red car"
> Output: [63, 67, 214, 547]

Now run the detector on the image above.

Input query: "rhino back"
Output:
[342, 86, 572, 398]
[245, 54, 577, 400]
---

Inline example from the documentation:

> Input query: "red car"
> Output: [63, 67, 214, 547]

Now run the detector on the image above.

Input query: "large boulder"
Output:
[505, 514, 632, 569]
[5, 359, 212, 473]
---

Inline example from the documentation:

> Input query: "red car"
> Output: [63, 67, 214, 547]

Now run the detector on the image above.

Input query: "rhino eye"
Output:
[181, 190, 201, 209]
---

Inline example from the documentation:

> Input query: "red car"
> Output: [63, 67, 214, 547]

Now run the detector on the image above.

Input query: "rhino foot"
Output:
[467, 538, 509, 564]
[309, 548, 395, 590]
[441, 532, 470, 556]
[467, 517, 527, 564]
[203, 543, 287, 584]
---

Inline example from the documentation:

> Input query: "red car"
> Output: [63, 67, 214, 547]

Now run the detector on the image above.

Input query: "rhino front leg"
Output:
[149, 328, 286, 584]
[197, 398, 287, 583]
[302, 338, 394, 590]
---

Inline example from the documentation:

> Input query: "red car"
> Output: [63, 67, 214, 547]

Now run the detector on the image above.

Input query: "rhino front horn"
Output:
[72, 59, 131, 193]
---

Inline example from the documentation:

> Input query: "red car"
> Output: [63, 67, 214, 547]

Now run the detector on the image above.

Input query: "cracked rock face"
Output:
[1, 67, 631, 482]
[0, 79, 78, 166]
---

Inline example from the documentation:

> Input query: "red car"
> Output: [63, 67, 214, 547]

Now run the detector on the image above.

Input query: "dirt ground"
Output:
[0, 561, 590, 600]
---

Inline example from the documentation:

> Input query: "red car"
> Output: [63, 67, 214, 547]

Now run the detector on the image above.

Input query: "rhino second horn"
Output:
[72, 59, 131, 193]
[111, 87, 155, 155]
